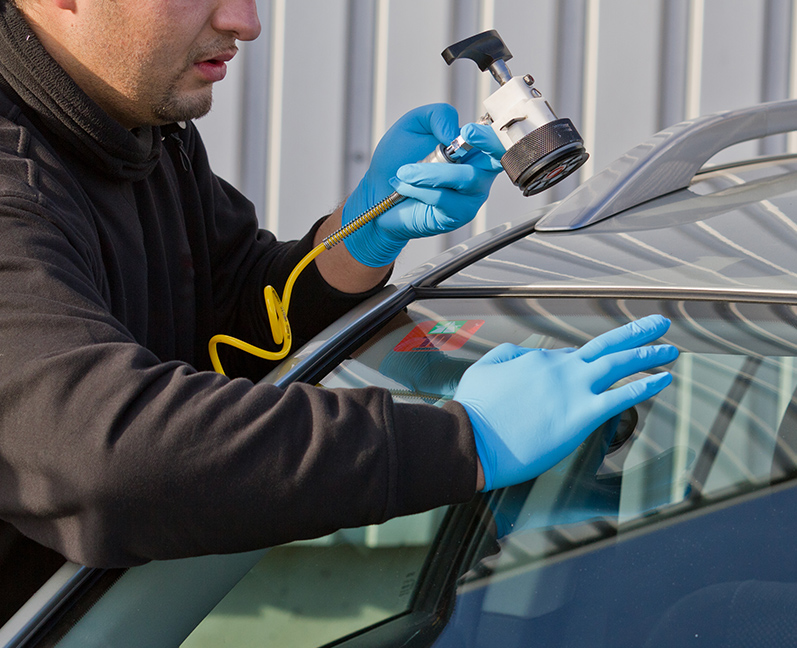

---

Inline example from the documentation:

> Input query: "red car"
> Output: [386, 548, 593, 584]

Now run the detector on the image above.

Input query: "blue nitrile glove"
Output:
[342, 103, 505, 267]
[453, 315, 680, 491]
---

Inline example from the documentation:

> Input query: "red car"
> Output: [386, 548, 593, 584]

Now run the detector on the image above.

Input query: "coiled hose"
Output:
[208, 192, 407, 375]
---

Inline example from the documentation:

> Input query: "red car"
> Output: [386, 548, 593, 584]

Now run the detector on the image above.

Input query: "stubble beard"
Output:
[148, 38, 236, 124]
[151, 84, 214, 124]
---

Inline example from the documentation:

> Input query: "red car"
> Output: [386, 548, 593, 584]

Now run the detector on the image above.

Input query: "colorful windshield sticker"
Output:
[394, 320, 484, 352]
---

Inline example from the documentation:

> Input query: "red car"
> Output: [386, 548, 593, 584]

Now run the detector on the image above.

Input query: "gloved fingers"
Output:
[385, 183, 489, 234]
[577, 315, 671, 363]
[368, 104, 462, 180]
[589, 344, 679, 394]
[461, 149, 505, 173]
[474, 342, 534, 366]
[393, 162, 495, 195]
[461, 123, 506, 161]
[373, 196, 473, 238]
[594, 371, 673, 422]
[403, 103, 462, 145]
[460, 150, 504, 173]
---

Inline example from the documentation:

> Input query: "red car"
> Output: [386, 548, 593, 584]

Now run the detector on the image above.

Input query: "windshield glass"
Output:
[321, 296, 797, 647]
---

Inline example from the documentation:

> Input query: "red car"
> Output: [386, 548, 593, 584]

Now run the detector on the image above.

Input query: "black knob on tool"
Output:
[442, 30, 513, 71]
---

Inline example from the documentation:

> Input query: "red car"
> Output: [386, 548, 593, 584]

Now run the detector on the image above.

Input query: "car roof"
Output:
[437, 155, 797, 298]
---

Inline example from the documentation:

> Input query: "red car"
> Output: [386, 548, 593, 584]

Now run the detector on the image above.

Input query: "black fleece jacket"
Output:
[0, 1, 476, 567]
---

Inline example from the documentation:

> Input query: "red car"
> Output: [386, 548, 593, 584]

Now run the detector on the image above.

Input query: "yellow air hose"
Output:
[209, 192, 406, 375]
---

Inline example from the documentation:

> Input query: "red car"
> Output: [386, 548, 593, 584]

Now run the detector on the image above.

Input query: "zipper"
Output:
[167, 132, 191, 171]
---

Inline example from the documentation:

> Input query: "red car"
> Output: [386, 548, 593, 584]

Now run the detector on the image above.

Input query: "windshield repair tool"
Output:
[442, 30, 589, 196]
[209, 30, 588, 375]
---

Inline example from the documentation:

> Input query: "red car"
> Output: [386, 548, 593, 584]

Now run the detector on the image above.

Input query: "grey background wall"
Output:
[196, 0, 797, 279]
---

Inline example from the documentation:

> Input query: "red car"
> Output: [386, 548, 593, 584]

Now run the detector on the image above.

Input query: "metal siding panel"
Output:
[343, 0, 378, 196]
[760, 0, 794, 155]
[549, 0, 589, 201]
[591, 0, 662, 175]
[239, 0, 272, 227]
[380, 1, 451, 131]
[264, 0, 287, 233]
[700, 0, 766, 164]
[658, 0, 690, 129]
[274, 0, 349, 240]
[446, 0, 481, 121]
[792, 0, 797, 152]
[379, 0, 454, 279]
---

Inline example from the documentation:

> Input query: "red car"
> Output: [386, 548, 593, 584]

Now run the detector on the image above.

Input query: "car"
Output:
[3, 98, 797, 648]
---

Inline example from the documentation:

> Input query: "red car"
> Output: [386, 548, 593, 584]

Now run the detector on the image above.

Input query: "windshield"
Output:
[321, 296, 797, 647]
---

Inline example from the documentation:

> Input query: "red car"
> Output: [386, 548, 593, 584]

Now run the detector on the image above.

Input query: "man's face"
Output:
[45, 0, 261, 128]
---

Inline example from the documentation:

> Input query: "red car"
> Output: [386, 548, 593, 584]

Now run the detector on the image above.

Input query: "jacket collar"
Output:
[0, 0, 162, 181]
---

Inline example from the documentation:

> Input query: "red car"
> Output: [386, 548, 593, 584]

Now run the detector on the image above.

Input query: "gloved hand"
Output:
[453, 314, 679, 491]
[342, 103, 505, 268]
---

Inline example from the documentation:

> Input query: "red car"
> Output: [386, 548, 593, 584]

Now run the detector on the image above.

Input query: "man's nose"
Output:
[213, 0, 262, 41]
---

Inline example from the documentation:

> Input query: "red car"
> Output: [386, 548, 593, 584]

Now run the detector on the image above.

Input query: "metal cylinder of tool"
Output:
[442, 30, 589, 196]
[418, 137, 473, 165]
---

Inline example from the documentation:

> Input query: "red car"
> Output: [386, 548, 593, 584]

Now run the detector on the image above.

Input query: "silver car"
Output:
[3, 98, 797, 648]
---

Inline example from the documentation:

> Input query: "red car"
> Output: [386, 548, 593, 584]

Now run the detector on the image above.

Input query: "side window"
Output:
[471, 351, 797, 569]
[181, 509, 447, 648]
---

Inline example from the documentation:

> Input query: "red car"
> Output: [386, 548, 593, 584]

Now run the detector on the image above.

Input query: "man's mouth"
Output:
[202, 49, 237, 65]
[194, 48, 238, 82]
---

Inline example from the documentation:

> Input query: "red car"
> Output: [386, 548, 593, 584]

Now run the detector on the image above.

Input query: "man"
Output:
[0, 0, 677, 614]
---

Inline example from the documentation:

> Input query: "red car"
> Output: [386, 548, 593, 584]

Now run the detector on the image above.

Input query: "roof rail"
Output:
[535, 99, 797, 232]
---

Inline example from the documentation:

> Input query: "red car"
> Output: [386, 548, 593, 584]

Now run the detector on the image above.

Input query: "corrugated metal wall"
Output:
[197, 0, 797, 278]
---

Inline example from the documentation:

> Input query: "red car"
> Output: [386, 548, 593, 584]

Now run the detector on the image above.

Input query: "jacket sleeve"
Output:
[0, 148, 477, 570]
